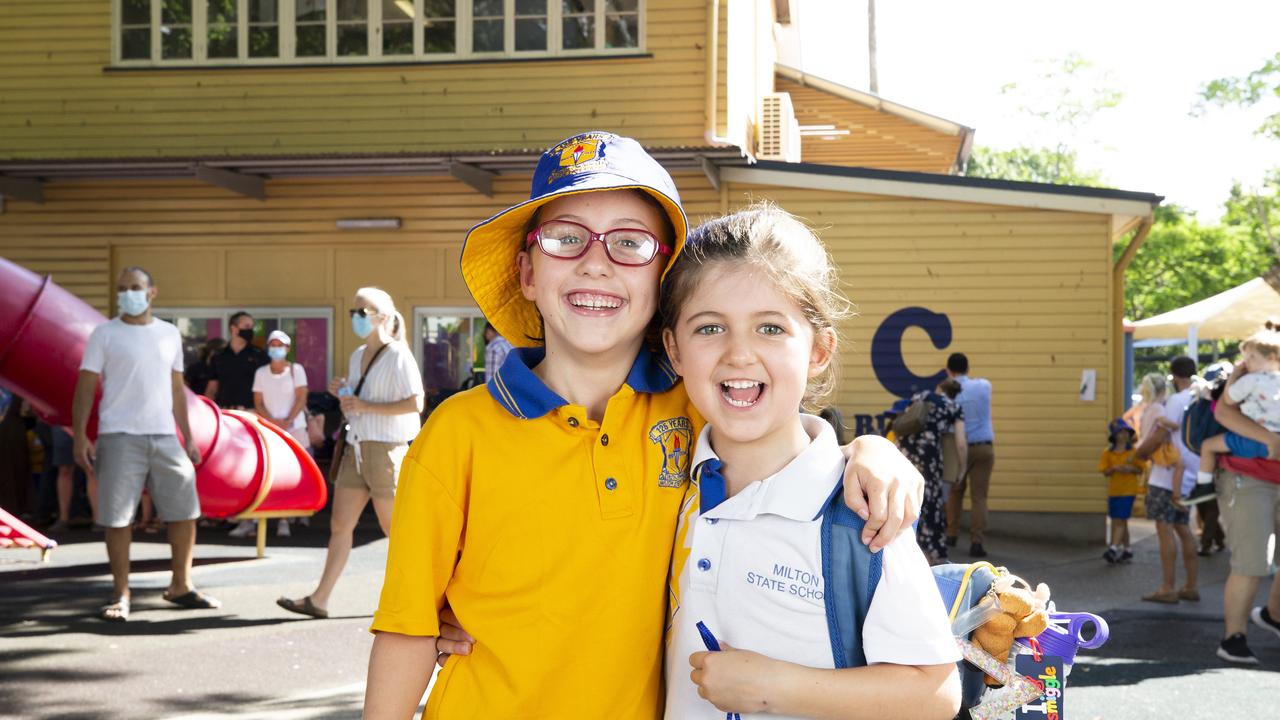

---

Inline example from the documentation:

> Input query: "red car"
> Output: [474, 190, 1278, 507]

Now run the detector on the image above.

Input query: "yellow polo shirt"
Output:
[372, 346, 701, 719]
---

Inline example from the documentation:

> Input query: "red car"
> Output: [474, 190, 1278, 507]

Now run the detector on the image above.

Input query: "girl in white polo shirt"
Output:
[660, 204, 961, 719]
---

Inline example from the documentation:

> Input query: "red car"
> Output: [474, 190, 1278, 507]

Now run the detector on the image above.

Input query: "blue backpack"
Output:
[821, 490, 994, 711]
[1181, 393, 1223, 455]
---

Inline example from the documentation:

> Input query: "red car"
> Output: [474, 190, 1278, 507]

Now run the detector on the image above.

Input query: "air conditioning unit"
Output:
[757, 92, 801, 162]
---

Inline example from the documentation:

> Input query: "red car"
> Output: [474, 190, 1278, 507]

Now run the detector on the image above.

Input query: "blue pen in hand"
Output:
[695, 621, 741, 720]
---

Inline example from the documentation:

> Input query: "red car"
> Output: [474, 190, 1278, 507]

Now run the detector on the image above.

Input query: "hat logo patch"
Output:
[548, 135, 607, 183]
[649, 416, 692, 488]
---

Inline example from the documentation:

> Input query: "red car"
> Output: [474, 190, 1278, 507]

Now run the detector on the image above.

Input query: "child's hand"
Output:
[1268, 436, 1280, 461]
[434, 605, 474, 668]
[689, 644, 778, 714]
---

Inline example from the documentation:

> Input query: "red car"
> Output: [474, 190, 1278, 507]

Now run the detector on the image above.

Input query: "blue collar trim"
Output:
[486, 345, 678, 420]
[697, 458, 727, 515]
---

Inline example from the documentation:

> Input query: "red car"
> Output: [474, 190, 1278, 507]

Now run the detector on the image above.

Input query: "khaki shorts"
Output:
[334, 440, 407, 499]
[1224, 472, 1280, 577]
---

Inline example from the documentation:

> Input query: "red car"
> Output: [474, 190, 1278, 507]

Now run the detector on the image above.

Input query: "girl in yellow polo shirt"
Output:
[364, 132, 923, 720]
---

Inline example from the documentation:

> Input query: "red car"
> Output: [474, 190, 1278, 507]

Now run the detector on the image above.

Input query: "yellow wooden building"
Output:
[0, 0, 1160, 513]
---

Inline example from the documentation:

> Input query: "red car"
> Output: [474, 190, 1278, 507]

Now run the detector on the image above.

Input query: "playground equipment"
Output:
[0, 257, 328, 558]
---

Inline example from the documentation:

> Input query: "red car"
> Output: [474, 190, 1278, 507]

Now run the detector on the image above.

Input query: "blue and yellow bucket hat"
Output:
[461, 131, 689, 347]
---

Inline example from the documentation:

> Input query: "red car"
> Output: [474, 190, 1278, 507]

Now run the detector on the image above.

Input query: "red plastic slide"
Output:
[0, 257, 327, 521]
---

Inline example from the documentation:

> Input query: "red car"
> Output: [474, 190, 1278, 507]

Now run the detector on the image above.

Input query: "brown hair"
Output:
[660, 202, 854, 409]
[938, 378, 962, 399]
[1241, 328, 1280, 360]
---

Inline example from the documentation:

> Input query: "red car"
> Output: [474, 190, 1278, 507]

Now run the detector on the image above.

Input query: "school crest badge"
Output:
[558, 137, 600, 167]
[548, 134, 607, 183]
[648, 417, 692, 488]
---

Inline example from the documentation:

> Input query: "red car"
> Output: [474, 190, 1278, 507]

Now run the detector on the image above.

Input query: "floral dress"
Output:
[897, 390, 964, 561]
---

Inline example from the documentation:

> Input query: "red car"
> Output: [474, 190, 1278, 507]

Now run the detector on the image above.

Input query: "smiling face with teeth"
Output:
[517, 190, 668, 363]
[663, 264, 835, 457]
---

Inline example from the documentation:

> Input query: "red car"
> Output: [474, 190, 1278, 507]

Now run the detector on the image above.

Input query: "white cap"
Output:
[267, 329, 292, 346]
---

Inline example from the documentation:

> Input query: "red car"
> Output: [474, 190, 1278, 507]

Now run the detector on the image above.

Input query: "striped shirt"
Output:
[346, 342, 425, 444]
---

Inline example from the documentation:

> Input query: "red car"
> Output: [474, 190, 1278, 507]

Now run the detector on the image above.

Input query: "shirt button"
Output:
[604, 477, 618, 491]
[567, 417, 578, 427]
[601, 434, 609, 446]
[697, 558, 711, 572]
[705, 517, 718, 525]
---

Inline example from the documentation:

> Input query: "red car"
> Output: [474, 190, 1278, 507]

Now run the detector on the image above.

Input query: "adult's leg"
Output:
[1155, 521, 1176, 594]
[966, 444, 995, 544]
[166, 519, 197, 596]
[1174, 522, 1198, 591]
[945, 471, 969, 542]
[56, 465, 74, 523]
[105, 526, 132, 600]
[371, 495, 395, 536]
[1225, 573, 1262, 636]
[307, 484, 371, 610]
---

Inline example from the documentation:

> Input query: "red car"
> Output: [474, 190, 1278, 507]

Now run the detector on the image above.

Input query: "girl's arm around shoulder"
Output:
[690, 648, 959, 720]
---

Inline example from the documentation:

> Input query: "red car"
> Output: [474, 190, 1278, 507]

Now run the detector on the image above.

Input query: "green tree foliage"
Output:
[1200, 52, 1280, 139]
[1118, 205, 1272, 320]
[965, 145, 1106, 186]
[1221, 170, 1280, 264]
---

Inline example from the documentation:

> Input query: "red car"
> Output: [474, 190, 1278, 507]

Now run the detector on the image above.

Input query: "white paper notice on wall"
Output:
[1080, 369, 1097, 402]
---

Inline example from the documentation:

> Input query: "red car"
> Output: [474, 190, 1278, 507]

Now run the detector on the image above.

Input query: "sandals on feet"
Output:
[276, 595, 328, 619]
[99, 597, 130, 622]
[163, 589, 222, 609]
[1179, 588, 1201, 602]
[1142, 590, 1180, 604]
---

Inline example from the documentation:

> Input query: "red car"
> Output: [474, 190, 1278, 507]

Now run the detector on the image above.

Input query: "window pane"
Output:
[605, 13, 637, 48]
[384, 22, 413, 55]
[162, 27, 192, 58]
[562, 0, 590, 13]
[337, 25, 369, 55]
[207, 0, 237, 23]
[472, 18, 502, 52]
[337, 0, 368, 21]
[515, 18, 546, 51]
[383, 0, 413, 20]
[474, 0, 503, 16]
[121, 27, 151, 59]
[162, 0, 192, 24]
[208, 24, 237, 57]
[122, 0, 150, 25]
[423, 19, 455, 53]
[605, 0, 637, 11]
[296, 0, 326, 22]
[249, 0, 278, 22]
[249, 26, 279, 57]
[424, 0, 455, 16]
[516, 0, 546, 13]
[297, 25, 326, 56]
[562, 16, 594, 49]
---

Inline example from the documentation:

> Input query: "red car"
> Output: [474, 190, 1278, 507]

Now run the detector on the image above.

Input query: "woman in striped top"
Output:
[277, 287, 424, 620]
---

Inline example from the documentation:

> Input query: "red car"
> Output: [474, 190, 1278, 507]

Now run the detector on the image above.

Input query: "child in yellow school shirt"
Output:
[1099, 418, 1146, 564]
[362, 132, 923, 720]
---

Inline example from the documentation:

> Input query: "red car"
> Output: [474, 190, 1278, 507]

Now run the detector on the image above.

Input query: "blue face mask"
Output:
[117, 289, 149, 317]
[352, 314, 374, 339]
[268, 346, 289, 361]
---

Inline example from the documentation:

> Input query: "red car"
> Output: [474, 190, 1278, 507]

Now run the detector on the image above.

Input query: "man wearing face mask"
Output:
[73, 267, 219, 622]
[205, 311, 269, 410]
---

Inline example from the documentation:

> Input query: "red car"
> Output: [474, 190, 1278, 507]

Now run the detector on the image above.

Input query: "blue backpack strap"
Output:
[820, 480, 882, 669]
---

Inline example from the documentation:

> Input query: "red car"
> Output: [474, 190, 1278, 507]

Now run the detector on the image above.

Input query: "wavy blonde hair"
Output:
[660, 202, 854, 410]
[1138, 372, 1167, 405]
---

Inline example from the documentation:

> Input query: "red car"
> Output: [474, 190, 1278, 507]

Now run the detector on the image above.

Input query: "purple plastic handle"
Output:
[1050, 611, 1109, 649]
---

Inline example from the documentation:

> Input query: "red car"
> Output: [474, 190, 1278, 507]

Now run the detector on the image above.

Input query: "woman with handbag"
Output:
[897, 378, 967, 564]
[277, 287, 424, 619]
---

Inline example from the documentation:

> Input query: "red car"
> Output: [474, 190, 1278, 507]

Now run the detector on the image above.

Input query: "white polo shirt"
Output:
[664, 415, 960, 719]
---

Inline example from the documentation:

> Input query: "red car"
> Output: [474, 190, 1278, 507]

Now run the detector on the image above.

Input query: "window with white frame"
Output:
[112, 0, 643, 66]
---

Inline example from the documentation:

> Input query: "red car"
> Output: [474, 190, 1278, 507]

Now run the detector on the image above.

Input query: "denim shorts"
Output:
[1225, 432, 1269, 459]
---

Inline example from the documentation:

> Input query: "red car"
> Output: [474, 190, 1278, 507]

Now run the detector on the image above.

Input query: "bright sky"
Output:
[796, 0, 1280, 220]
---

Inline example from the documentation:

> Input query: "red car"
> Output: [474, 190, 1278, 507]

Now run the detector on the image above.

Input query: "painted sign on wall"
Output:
[852, 306, 952, 437]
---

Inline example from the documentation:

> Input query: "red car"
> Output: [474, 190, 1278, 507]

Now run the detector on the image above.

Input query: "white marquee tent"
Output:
[1130, 276, 1280, 359]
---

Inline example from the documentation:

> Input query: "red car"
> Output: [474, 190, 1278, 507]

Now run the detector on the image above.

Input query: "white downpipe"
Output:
[705, 0, 736, 147]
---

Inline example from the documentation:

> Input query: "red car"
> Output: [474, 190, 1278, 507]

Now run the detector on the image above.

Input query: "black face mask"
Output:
[238, 328, 255, 342]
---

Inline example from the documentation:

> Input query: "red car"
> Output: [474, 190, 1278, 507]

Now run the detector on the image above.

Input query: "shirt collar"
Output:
[486, 345, 679, 420]
[692, 414, 845, 522]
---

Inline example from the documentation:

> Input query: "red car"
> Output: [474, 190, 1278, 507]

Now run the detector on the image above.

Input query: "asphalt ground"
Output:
[2, 512, 1279, 719]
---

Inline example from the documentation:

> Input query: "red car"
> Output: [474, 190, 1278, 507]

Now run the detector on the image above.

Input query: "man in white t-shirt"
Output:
[1135, 356, 1200, 605]
[72, 267, 220, 622]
